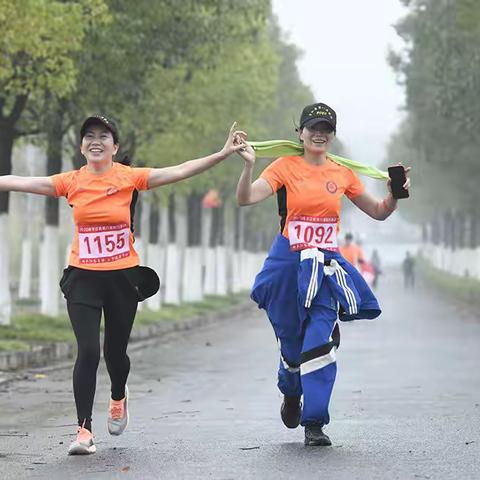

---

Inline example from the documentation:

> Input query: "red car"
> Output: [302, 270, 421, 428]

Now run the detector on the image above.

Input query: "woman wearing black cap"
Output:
[0, 115, 246, 455]
[235, 103, 410, 446]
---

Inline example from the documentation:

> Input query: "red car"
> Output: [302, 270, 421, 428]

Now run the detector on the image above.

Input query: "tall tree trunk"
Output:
[243, 209, 256, 252]
[0, 94, 29, 324]
[183, 192, 203, 302]
[149, 202, 160, 245]
[187, 191, 202, 246]
[210, 204, 224, 247]
[202, 207, 215, 295]
[141, 197, 151, 259]
[19, 145, 38, 299]
[41, 111, 64, 315]
[168, 192, 176, 242]
[0, 121, 15, 325]
[432, 213, 440, 246]
[147, 199, 163, 310]
[209, 204, 227, 296]
[0, 123, 14, 213]
[165, 193, 180, 304]
[470, 213, 478, 249]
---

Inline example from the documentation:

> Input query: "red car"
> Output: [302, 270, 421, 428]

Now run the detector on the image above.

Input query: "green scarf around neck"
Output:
[249, 140, 388, 181]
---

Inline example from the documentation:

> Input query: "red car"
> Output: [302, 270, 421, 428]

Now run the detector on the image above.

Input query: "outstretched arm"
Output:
[0, 176, 56, 196]
[236, 142, 273, 206]
[147, 123, 246, 189]
[350, 165, 411, 220]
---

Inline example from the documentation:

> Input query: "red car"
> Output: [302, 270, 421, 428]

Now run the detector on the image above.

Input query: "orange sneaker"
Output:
[68, 426, 96, 455]
[108, 385, 129, 436]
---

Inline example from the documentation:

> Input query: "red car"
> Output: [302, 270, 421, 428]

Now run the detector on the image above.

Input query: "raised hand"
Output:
[221, 122, 248, 157]
[233, 131, 256, 166]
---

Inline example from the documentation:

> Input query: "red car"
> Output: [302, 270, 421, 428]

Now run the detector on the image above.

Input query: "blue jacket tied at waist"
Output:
[251, 234, 381, 323]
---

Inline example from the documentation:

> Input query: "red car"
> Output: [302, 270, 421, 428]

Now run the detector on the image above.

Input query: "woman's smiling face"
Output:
[300, 121, 335, 153]
[80, 124, 119, 163]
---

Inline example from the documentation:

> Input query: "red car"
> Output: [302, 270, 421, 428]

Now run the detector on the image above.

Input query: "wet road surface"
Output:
[1, 269, 479, 479]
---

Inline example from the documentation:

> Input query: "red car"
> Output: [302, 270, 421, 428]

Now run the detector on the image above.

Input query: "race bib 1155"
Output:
[78, 223, 130, 264]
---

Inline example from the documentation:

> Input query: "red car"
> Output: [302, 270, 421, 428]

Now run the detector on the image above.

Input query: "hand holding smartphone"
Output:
[388, 165, 409, 199]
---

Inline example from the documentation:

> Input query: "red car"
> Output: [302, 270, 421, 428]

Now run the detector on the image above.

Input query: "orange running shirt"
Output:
[260, 156, 365, 240]
[52, 162, 152, 270]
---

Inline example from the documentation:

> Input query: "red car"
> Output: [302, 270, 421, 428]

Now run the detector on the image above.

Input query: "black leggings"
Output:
[61, 267, 139, 431]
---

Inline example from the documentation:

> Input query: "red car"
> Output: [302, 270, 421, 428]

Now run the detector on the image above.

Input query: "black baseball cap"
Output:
[299, 103, 337, 131]
[80, 114, 119, 144]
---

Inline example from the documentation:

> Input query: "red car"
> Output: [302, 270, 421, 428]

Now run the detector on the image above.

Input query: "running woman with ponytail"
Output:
[236, 103, 410, 446]
[0, 115, 246, 455]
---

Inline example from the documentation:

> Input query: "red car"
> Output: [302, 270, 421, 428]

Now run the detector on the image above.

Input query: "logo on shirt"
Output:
[326, 181, 338, 194]
[106, 187, 119, 196]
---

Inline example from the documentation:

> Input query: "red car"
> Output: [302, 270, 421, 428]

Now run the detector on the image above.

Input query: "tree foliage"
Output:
[0, 0, 107, 213]
[3, 0, 319, 243]
[389, 0, 480, 223]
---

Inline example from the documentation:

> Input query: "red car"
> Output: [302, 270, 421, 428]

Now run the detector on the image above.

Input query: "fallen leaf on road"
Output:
[121, 466, 130, 472]
[34, 374, 46, 379]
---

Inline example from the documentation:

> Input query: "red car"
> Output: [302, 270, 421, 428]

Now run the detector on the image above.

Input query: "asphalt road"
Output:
[1, 269, 479, 479]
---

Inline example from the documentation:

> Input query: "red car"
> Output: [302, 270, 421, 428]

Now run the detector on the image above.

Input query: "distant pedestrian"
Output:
[370, 249, 382, 288]
[402, 251, 416, 288]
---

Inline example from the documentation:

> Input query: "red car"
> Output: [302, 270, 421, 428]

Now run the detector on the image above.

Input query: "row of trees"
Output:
[424, 211, 480, 250]
[0, 0, 318, 324]
[387, 0, 480, 226]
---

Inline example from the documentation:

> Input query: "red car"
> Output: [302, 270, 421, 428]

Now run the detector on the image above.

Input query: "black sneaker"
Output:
[304, 424, 332, 446]
[280, 395, 302, 428]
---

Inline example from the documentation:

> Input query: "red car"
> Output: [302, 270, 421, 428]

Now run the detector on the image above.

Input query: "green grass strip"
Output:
[0, 292, 249, 349]
[419, 257, 480, 305]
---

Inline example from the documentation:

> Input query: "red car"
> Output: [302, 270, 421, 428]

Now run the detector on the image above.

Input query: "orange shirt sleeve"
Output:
[259, 158, 286, 193]
[130, 167, 152, 191]
[51, 171, 74, 198]
[344, 169, 365, 199]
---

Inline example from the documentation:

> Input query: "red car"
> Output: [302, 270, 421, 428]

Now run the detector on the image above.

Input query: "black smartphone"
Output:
[388, 165, 409, 199]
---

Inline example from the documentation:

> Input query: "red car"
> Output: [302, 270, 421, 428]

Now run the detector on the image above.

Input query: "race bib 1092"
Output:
[288, 216, 339, 251]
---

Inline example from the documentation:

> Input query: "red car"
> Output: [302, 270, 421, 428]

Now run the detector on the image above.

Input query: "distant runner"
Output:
[402, 251, 416, 288]
[339, 232, 365, 269]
